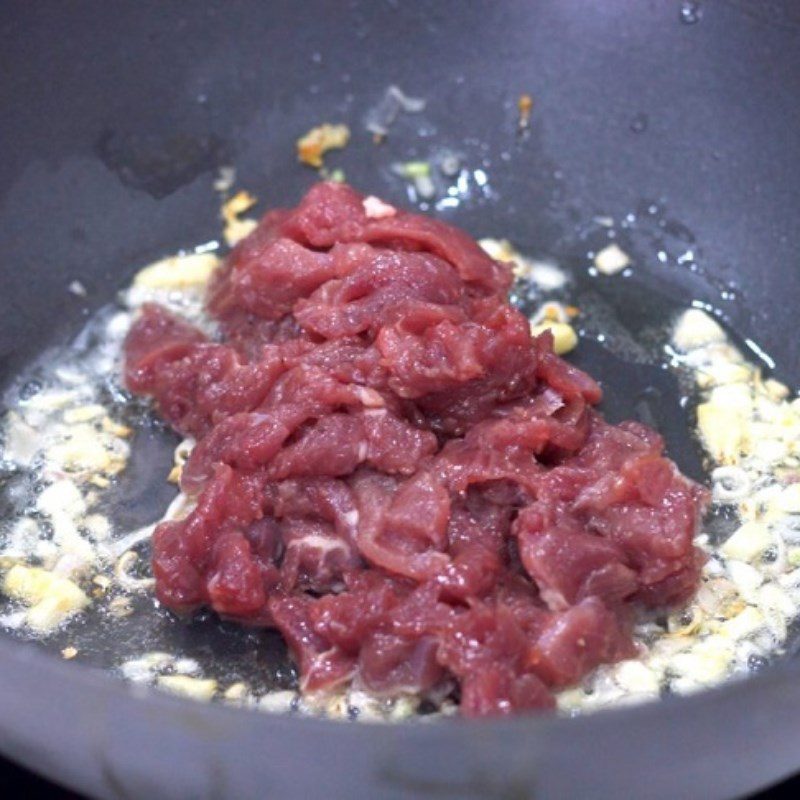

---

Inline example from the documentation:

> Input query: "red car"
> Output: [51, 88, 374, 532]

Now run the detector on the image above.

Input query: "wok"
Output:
[1, 1, 799, 798]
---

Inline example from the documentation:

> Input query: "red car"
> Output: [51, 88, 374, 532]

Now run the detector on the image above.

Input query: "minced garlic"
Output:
[133, 252, 220, 291]
[296, 123, 350, 168]
[221, 190, 259, 246]
[3, 565, 89, 632]
[157, 675, 218, 701]
[593, 243, 630, 275]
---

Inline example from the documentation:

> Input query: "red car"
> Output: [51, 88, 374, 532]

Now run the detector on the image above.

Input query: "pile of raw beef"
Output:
[125, 182, 707, 715]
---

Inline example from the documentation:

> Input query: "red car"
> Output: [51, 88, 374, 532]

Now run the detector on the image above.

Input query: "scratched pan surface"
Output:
[0, 2, 800, 799]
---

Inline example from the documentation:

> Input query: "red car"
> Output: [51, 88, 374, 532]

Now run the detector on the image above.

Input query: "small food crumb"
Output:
[115, 551, 155, 592]
[696, 384, 752, 464]
[223, 682, 250, 703]
[61, 646, 78, 659]
[362, 196, 397, 220]
[390, 159, 437, 199]
[763, 378, 789, 402]
[721, 521, 771, 563]
[133, 253, 220, 291]
[531, 321, 579, 355]
[120, 652, 174, 682]
[92, 574, 112, 591]
[392, 161, 431, 180]
[327, 168, 346, 183]
[593, 243, 630, 275]
[517, 93, 534, 132]
[478, 237, 516, 263]
[296, 123, 350, 168]
[258, 690, 297, 714]
[63, 405, 105, 424]
[530, 302, 577, 326]
[615, 660, 659, 694]
[213, 166, 236, 194]
[478, 238, 568, 290]
[3, 564, 90, 631]
[672, 309, 726, 351]
[413, 174, 436, 200]
[46, 423, 128, 477]
[2, 411, 39, 466]
[222, 190, 259, 247]
[525, 259, 568, 291]
[222, 190, 257, 222]
[68, 280, 87, 297]
[101, 417, 133, 438]
[173, 657, 201, 676]
[108, 596, 133, 618]
[722, 606, 765, 640]
[157, 675, 218, 701]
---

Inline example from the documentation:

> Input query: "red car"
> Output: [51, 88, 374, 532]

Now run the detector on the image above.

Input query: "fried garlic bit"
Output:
[517, 93, 534, 132]
[157, 675, 218, 702]
[296, 123, 350, 168]
[133, 252, 220, 291]
[594, 243, 630, 276]
[3, 564, 89, 632]
[531, 320, 579, 356]
[222, 190, 258, 246]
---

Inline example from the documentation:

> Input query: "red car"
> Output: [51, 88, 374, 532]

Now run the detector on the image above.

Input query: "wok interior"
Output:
[1, 0, 799, 698]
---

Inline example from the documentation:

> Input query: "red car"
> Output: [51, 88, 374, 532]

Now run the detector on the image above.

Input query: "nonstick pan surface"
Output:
[1, 2, 800, 798]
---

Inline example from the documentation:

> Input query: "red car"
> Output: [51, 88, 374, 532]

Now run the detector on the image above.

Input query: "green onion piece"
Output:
[396, 161, 431, 179]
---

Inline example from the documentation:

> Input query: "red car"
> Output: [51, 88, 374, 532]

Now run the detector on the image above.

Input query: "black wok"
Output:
[1, 1, 800, 798]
